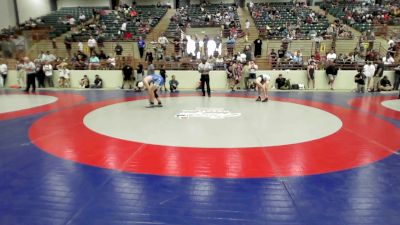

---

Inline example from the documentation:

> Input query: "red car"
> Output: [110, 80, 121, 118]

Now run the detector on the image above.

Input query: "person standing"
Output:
[325, 61, 338, 90]
[138, 36, 145, 58]
[64, 36, 73, 58]
[354, 68, 366, 93]
[0, 62, 8, 87]
[247, 60, 258, 90]
[136, 62, 144, 82]
[307, 61, 316, 89]
[147, 60, 155, 75]
[121, 64, 133, 89]
[254, 37, 262, 57]
[35, 60, 45, 88]
[16, 59, 25, 89]
[372, 58, 384, 92]
[363, 61, 375, 91]
[198, 57, 212, 97]
[78, 41, 83, 52]
[23, 57, 37, 93]
[393, 65, 400, 91]
[245, 19, 250, 33]
[43, 61, 54, 87]
[87, 36, 97, 56]
[159, 64, 167, 91]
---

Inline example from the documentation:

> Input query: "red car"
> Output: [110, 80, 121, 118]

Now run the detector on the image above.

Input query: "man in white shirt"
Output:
[198, 57, 212, 97]
[43, 61, 54, 87]
[120, 22, 127, 36]
[382, 54, 395, 65]
[87, 36, 97, 55]
[79, 14, 86, 23]
[363, 61, 376, 91]
[388, 37, 395, 46]
[69, 17, 76, 26]
[326, 50, 337, 61]
[0, 62, 8, 87]
[158, 34, 169, 53]
[45, 51, 56, 62]
[78, 41, 83, 52]
[245, 19, 250, 32]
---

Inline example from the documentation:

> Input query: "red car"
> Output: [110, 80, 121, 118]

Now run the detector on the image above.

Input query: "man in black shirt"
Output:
[325, 61, 339, 90]
[379, 76, 393, 91]
[275, 74, 290, 90]
[122, 64, 133, 89]
[354, 69, 366, 93]
[64, 36, 73, 58]
[91, 74, 103, 88]
[277, 47, 285, 62]
[372, 59, 384, 92]
[115, 43, 123, 56]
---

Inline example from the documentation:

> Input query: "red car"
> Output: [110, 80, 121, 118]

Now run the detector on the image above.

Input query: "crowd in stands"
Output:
[249, 1, 333, 40]
[69, 4, 167, 42]
[167, 3, 242, 38]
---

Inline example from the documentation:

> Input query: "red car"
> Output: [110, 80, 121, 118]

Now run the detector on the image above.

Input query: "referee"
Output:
[23, 57, 36, 93]
[198, 57, 212, 97]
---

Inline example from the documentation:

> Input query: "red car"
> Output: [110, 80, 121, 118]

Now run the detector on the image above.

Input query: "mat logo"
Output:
[175, 108, 241, 119]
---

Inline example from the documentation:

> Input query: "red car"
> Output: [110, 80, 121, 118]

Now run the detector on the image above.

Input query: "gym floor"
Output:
[0, 89, 399, 225]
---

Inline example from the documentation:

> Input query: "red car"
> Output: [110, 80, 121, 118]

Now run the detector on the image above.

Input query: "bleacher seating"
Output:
[40, 7, 109, 38]
[165, 4, 242, 38]
[249, 2, 330, 40]
[71, 6, 168, 42]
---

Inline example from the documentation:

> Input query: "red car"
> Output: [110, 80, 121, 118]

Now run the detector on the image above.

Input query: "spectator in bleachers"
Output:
[253, 37, 262, 58]
[158, 33, 169, 53]
[0, 36, 16, 58]
[387, 42, 396, 57]
[87, 36, 97, 55]
[270, 49, 277, 62]
[64, 36, 73, 58]
[115, 43, 123, 56]
[89, 55, 100, 70]
[79, 13, 86, 24]
[69, 17, 76, 26]
[326, 50, 337, 62]
[138, 36, 145, 58]
[383, 53, 395, 65]
[97, 50, 107, 60]
[77, 41, 83, 52]
[44, 51, 56, 63]
[226, 36, 236, 57]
